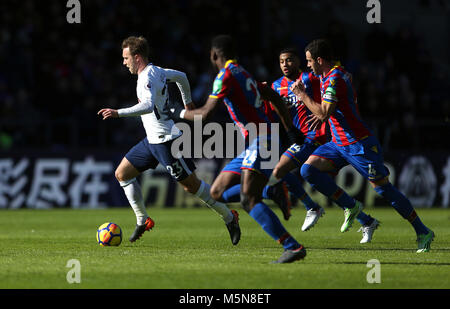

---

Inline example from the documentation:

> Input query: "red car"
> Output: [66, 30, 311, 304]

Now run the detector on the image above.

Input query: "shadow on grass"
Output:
[312, 247, 450, 252]
[334, 261, 450, 266]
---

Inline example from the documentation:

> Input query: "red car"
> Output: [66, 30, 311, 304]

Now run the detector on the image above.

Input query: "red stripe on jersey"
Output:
[297, 73, 327, 144]
[224, 101, 248, 139]
[321, 67, 372, 145]
[279, 77, 289, 97]
[307, 72, 322, 103]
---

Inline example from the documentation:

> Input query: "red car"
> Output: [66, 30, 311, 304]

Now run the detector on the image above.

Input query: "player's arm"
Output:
[259, 85, 294, 132]
[173, 69, 228, 121]
[290, 80, 336, 122]
[259, 85, 304, 145]
[164, 68, 194, 107]
[97, 100, 154, 120]
[98, 73, 157, 120]
[181, 95, 221, 121]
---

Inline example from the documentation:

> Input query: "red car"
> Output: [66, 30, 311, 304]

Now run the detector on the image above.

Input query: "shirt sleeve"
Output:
[209, 69, 230, 99]
[117, 101, 154, 117]
[163, 68, 193, 105]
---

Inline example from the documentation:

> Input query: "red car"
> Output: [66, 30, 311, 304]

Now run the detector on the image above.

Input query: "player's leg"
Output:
[241, 168, 306, 263]
[210, 157, 243, 203]
[240, 136, 306, 263]
[115, 157, 148, 225]
[215, 155, 293, 220]
[178, 171, 241, 245]
[370, 176, 434, 252]
[213, 150, 299, 221]
[262, 154, 294, 221]
[270, 142, 325, 229]
[156, 140, 240, 245]
[300, 156, 376, 234]
[268, 143, 321, 213]
[300, 143, 362, 232]
[179, 171, 235, 225]
[350, 137, 432, 241]
[343, 137, 427, 244]
[271, 151, 298, 180]
[118, 139, 157, 242]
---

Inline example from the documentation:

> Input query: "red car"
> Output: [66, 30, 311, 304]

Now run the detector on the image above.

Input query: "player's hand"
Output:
[97, 108, 119, 120]
[286, 127, 304, 146]
[306, 114, 323, 131]
[290, 80, 306, 100]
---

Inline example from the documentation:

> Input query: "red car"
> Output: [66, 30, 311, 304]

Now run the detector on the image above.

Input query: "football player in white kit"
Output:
[98, 36, 240, 244]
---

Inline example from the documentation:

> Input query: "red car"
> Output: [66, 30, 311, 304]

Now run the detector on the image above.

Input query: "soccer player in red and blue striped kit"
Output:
[267, 48, 381, 242]
[291, 39, 434, 252]
[268, 48, 328, 231]
[176, 35, 307, 263]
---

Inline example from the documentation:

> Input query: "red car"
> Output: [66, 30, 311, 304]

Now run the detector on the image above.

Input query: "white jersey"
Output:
[118, 64, 192, 144]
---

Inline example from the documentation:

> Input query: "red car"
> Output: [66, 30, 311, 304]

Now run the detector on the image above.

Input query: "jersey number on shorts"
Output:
[166, 161, 183, 179]
[243, 149, 258, 167]
[288, 144, 302, 153]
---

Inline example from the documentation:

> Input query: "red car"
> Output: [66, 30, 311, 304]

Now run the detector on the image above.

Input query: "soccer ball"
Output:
[96, 222, 122, 246]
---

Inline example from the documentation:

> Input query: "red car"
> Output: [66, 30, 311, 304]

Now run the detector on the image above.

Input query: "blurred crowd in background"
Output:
[1, 0, 449, 153]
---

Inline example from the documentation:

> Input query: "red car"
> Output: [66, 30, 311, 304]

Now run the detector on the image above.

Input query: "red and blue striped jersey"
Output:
[321, 66, 372, 146]
[271, 72, 328, 145]
[209, 60, 272, 140]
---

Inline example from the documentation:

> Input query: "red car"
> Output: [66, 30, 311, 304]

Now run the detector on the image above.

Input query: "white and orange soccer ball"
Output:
[96, 222, 122, 246]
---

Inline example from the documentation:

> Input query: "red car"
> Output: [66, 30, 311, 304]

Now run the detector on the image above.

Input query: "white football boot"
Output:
[301, 207, 325, 231]
[358, 218, 380, 243]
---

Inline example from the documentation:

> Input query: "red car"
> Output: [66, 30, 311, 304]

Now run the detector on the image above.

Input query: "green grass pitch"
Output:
[0, 206, 449, 289]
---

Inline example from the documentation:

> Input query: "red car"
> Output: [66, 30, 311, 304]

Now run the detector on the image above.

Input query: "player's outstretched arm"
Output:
[98, 99, 155, 120]
[177, 96, 221, 122]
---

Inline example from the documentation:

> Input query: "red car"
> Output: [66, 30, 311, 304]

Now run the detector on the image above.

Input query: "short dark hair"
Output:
[279, 47, 300, 58]
[122, 36, 150, 59]
[305, 39, 334, 62]
[211, 35, 237, 59]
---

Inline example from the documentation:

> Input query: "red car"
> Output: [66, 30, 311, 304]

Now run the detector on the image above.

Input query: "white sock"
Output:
[119, 178, 148, 225]
[195, 180, 234, 224]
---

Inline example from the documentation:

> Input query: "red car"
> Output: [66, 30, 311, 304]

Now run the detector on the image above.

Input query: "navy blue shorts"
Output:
[125, 137, 196, 181]
[310, 136, 389, 181]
